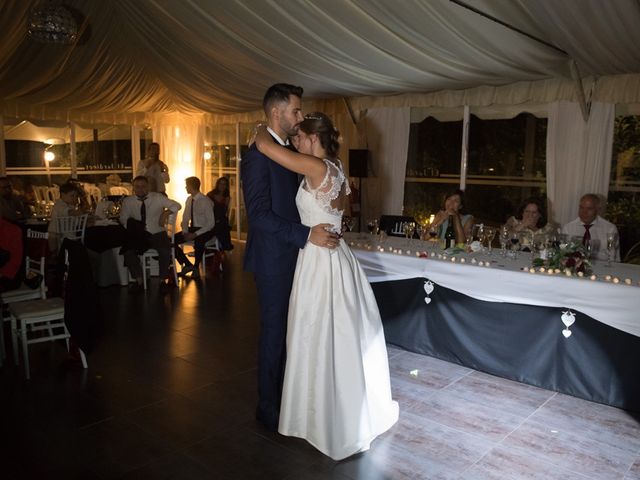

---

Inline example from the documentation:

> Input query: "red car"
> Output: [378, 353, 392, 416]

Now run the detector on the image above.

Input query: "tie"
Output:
[583, 224, 592, 245]
[189, 197, 194, 228]
[140, 197, 147, 227]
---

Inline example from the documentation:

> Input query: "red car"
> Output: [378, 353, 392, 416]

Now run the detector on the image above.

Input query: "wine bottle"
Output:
[444, 215, 456, 249]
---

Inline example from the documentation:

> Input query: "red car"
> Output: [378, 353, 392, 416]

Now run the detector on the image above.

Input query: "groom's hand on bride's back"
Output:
[309, 224, 339, 249]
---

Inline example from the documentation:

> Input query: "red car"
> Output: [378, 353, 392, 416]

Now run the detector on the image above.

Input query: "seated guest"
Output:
[561, 193, 619, 262]
[174, 176, 215, 279]
[0, 176, 29, 223]
[0, 211, 24, 292]
[431, 188, 474, 245]
[206, 176, 233, 251]
[48, 182, 88, 253]
[505, 197, 557, 236]
[119, 176, 181, 293]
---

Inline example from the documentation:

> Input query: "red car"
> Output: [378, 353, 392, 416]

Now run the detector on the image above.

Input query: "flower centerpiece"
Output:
[532, 241, 592, 276]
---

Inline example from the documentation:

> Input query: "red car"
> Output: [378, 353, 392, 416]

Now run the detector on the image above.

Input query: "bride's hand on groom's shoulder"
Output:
[309, 223, 339, 249]
[247, 123, 267, 148]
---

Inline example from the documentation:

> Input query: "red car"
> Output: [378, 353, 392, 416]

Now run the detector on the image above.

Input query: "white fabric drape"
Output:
[362, 108, 410, 221]
[151, 115, 206, 224]
[546, 102, 614, 225]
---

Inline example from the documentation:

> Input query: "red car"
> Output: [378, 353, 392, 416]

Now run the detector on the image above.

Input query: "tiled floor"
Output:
[1, 243, 639, 479]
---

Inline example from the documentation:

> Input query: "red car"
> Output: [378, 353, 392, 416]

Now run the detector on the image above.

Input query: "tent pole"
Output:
[70, 122, 77, 179]
[570, 60, 591, 122]
[460, 105, 470, 191]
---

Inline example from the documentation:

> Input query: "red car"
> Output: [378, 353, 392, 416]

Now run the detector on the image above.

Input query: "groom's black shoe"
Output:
[256, 407, 279, 432]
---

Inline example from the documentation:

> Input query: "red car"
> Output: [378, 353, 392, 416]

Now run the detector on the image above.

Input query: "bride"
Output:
[253, 112, 398, 461]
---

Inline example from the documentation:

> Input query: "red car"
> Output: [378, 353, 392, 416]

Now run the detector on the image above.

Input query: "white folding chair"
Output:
[86, 184, 102, 205]
[140, 213, 179, 290]
[203, 236, 224, 272]
[9, 297, 87, 379]
[56, 214, 88, 244]
[109, 186, 130, 196]
[0, 230, 48, 365]
[183, 235, 223, 275]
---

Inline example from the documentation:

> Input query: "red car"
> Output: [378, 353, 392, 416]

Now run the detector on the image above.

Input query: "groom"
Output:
[242, 83, 338, 431]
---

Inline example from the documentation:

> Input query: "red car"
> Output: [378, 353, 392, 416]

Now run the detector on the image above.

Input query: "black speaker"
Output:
[349, 149, 369, 178]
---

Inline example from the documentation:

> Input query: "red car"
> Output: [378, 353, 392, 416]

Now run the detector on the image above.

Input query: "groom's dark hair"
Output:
[263, 83, 304, 113]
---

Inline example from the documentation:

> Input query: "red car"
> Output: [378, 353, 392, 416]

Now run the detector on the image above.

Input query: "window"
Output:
[404, 112, 547, 226]
[608, 115, 640, 261]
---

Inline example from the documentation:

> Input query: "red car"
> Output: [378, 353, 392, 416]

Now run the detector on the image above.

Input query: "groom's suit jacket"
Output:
[241, 136, 310, 276]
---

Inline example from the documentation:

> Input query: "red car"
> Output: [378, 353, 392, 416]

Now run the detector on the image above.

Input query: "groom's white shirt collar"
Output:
[267, 126, 290, 146]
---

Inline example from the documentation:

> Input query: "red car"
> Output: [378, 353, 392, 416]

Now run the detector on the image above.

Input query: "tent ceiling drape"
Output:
[2, 0, 640, 123]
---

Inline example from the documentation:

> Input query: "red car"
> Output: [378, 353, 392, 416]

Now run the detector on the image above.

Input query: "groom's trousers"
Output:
[254, 270, 296, 431]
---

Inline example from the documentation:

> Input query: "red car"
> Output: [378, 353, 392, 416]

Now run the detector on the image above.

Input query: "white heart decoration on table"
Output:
[562, 329, 572, 338]
[424, 297, 432, 304]
[561, 310, 576, 327]
[423, 281, 434, 295]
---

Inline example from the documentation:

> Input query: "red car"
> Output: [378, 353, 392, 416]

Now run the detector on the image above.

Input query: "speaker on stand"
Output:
[348, 149, 369, 232]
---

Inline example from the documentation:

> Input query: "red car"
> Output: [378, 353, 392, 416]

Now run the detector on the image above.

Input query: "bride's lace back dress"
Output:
[278, 158, 399, 460]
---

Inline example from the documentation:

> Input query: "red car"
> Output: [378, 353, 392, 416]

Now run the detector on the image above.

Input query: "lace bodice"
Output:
[297, 158, 350, 231]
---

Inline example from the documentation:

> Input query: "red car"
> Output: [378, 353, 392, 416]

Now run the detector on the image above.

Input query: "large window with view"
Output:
[404, 112, 547, 228]
[608, 115, 640, 262]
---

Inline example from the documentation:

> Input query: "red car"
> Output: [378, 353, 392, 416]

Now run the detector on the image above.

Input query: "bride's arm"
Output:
[255, 126, 325, 181]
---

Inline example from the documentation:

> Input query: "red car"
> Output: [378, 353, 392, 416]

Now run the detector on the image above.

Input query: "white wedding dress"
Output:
[278, 159, 399, 461]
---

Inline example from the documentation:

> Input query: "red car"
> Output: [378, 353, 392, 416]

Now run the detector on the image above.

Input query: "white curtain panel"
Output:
[546, 101, 614, 225]
[362, 108, 410, 221]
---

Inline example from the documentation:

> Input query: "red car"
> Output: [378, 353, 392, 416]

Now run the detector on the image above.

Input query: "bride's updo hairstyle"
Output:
[299, 112, 340, 158]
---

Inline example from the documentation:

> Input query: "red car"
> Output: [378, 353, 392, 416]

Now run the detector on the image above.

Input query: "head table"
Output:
[344, 233, 640, 411]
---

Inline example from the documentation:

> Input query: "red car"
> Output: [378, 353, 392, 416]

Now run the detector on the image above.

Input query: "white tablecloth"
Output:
[346, 233, 640, 337]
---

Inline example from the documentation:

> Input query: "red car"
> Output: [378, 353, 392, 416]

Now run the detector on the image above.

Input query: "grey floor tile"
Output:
[460, 444, 595, 480]
[502, 416, 638, 479]
[530, 393, 640, 451]
[405, 387, 527, 442]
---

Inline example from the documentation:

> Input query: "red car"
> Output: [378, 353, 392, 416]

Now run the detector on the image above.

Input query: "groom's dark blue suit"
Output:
[241, 136, 309, 431]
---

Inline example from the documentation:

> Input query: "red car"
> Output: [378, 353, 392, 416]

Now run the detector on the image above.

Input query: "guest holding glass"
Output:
[431, 188, 474, 246]
[561, 193, 619, 262]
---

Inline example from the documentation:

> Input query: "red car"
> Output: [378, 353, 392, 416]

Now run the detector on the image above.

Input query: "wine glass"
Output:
[367, 218, 378, 236]
[510, 231, 520, 258]
[343, 216, 355, 233]
[403, 221, 416, 245]
[414, 223, 425, 243]
[499, 226, 510, 256]
[606, 232, 618, 267]
[428, 223, 439, 252]
[484, 227, 496, 255]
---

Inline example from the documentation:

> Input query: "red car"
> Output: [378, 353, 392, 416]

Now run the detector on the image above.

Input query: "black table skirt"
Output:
[371, 278, 640, 412]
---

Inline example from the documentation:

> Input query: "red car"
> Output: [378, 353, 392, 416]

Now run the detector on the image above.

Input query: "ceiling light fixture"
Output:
[27, 4, 78, 44]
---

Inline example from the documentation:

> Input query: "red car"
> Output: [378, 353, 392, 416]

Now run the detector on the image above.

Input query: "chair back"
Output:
[46, 186, 60, 202]
[379, 215, 416, 237]
[25, 229, 48, 299]
[56, 214, 88, 244]
[86, 185, 102, 205]
[109, 186, 130, 196]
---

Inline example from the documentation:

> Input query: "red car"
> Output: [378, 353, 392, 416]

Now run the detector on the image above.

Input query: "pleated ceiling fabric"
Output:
[1, 0, 640, 124]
